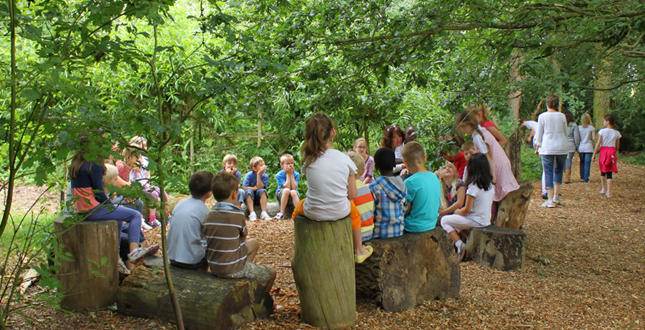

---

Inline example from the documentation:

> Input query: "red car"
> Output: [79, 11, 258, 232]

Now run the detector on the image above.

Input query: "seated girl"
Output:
[438, 162, 466, 219]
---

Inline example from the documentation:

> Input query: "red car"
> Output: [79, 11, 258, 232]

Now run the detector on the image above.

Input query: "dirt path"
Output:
[8, 158, 645, 329]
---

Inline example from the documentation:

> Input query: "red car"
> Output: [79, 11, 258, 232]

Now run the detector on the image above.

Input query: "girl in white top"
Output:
[592, 115, 621, 198]
[563, 111, 581, 183]
[299, 113, 358, 221]
[440, 153, 495, 261]
[577, 113, 595, 183]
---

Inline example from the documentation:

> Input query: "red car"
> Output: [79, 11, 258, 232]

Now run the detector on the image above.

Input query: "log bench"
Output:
[116, 257, 273, 330]
[495, 184, 534, 229]
[54, 216, 119, 311]
[465, 225, 526, 271]
[355, 228, 461, 312]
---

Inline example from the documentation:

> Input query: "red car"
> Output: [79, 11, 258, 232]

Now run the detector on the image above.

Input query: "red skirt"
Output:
[599, 146, 618, 173]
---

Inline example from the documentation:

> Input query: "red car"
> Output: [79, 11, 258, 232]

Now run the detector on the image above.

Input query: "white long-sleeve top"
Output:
[535, 111, 568, 155]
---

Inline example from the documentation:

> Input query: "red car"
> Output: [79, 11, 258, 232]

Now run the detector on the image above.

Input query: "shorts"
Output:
[171, 257, 208, 270]
[244, 189, 267, 203]
[219, 262, 273, 285]
[276, 188, 299, 203]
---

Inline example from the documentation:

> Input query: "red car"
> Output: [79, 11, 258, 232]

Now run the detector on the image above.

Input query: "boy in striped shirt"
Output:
[204, 172, 275, 291]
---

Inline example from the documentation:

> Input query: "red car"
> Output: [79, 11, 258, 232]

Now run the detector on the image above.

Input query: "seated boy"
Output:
[242, 156, 271, 221]
[369, 148, 408, 238]
[401, 142, 442, 233]
[347, 152, 375, 263]
[219, 154, 246, 207]
[274, 154, 300, 220]
[167, 171, 214, 269]
[205, 172, 276, 292]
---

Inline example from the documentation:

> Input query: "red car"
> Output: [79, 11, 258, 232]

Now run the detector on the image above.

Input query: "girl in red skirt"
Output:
[592, 115, 621, 198]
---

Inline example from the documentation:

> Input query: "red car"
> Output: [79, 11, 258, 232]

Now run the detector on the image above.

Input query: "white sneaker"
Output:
[273, 212, 284, 220]
[599, 188, 605, 194]
[553, 196, 563, 204]
[248, 212, 258, 221]
[260, 211, 271, 221]
[118, 259, 131, 275]
[128, 245, 158, 264]
[541, 200, 555, 208]
[142, 222, 152, 231]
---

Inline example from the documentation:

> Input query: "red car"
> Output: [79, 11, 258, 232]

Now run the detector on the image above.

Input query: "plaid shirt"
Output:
[369, 176, 408, 238]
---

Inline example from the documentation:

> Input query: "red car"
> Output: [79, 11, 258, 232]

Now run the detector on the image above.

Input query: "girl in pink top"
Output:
[592, 115, 621, 198]
[468, 104, 508, 146]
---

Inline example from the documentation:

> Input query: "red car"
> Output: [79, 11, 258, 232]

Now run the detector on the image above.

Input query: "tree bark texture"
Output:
[465, 225, 526, 271]
[54, 216, 118, 311]
[354, 228, 460, 312]
[291, 215, 356, 329]
[116, 258, 273, 330]
[495, 184, 534, 230]
[504, 127, 523, 179]
[594, 65, 612, 129]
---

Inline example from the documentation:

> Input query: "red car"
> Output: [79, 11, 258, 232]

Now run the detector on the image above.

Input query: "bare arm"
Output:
[486, 126, 507, 146]
[616, 137, 620, 151]
[347, 174, 357, 200]
[454, 194, 474, 216]
[439, 186, 466, 216]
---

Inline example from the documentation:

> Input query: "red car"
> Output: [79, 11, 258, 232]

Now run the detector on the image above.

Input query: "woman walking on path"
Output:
[563, 111, 581, 183]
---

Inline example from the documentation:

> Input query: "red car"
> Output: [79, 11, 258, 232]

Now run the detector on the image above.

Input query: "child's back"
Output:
[167, 197, 210, 265]
[204, 203, 248, 276]
[354, 179, 375, 240]
[370, 175, 407, 238]
[404, 171, 441, 232]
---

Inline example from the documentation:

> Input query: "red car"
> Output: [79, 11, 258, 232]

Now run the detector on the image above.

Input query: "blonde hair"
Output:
[280, 153, 294, 164]
[302, 113, 334, 173]
[401, 141, 425, 167]
[581, 113, 592, 128]
[222, 154, 238, 167]
[354, 137, 367, 148]
[462, 141, 475, 151]
[439, 162, 461, 209]
[249, 156, 264, 169]
[346, 151, 365, 173]
[103, 163, 119, 184]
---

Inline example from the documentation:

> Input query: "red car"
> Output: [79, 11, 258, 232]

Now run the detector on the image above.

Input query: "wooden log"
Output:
[292, 215, 355, 329]
[466, 225, 526, 271]
[117, 257, 273, 330]
[54, 216, 119, 311]
[355, 228, 460, 312]
[504, 127, 522, 179]
[495, 184, 534, 229]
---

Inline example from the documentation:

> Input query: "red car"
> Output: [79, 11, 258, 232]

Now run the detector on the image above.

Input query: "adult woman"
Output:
[381, 125, 406, 173]
[563, 111, 580, 183]
[534, 95, 568, 208]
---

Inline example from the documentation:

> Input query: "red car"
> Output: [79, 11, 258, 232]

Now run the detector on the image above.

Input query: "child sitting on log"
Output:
[205, 172, 276, 291]
[347, 151, 375, 263]
[242, 156, 271, 221]
[167, 171, 214, 270]
[400, 142, 442, 233]
[438, 162, 466, 218]
[218, 154, 246, 207]
[274, 153, 301, 220]
[369, 147, 408, 238]
[440, 153, 495, 261]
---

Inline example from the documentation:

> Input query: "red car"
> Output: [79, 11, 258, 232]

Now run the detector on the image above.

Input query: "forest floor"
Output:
[4, 157, 645, 329]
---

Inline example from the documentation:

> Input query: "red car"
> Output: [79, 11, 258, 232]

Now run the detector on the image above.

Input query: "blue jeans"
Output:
[579, 153, 592, 182]
[565, 151, 575, 170]
[244, 189, 266, 203]
[82, 204, 142, 252]
[237, 188, 246, 205]
[541, 154, 567, 189]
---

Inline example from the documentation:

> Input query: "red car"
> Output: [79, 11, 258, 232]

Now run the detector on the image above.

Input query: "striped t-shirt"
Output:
[204, 202, 248, 276]
[355, 180, 375, 240]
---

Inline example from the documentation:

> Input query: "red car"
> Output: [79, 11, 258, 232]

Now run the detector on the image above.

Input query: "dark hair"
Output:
[519, 118, 528, 124]
[546, 94, 559, 110]
[211, 172, 239, 201]
[189, 171, 214, 199]
[302, 113, 334, 173]
[465, 153, 493, 191]
[564, 111, 575, 124]
[604, 114, 615, 126]
[69, 133, 105, 179]
[381, 125, 405, 149]
[373, 147, 396, 174]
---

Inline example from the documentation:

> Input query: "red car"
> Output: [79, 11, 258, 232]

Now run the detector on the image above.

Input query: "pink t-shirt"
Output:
[482, 120, 498, 130]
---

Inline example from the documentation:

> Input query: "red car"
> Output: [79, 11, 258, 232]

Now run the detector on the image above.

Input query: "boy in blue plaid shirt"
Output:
[369, 147, 408, 238]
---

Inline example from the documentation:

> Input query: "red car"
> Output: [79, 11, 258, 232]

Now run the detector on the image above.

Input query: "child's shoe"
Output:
[273, 212, 284, 220]
[150, 219, 162, 228]
[605, 193, 612, 198]
[355, 245, 373, 264]
[542, 193, 548, 200]
[260, 211, 271, 221]
[142, 222, 153, 231]
[457, 244, 466, 262]
[248, 212, 258, 221]
[118, 259, 131, 275]
[553, 196, 563, 204]
[128, 245, 159, 264]
[599, 188, 605, 194]
[541, 200, 555, 208]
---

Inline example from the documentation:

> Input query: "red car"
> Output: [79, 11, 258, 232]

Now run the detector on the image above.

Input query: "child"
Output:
[400, 142, 442, 232]
[592, 115, 621, 198]
[353, 138, 375, 184]
[469, 104, 507, 146]
[242, 156, 271, 221]
[167, 171, 214, 270]
[460, 141, 477, 181]
[441, 148, 467, 179]
[438, 162, 466, 217]
[347, 151, 375, 263]
[274, 154, 300, 220]
[441, 153, 495, 261]
[520, 118, 538, 148]
[205, 172, 276, 292]
[577, 113, 595, 183]
[219, 154, 246, 207]
[370, 147, 408, 238]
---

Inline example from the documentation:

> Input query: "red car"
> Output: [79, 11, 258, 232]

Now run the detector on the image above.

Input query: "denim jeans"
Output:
[82, 204, 142, 251]
[579, 153, 593, 182]
[541, 154, 567, 189]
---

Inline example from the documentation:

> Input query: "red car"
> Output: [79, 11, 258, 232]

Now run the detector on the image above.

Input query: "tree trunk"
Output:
[495, 184, 534, 229]
[54, 216, 118, 311]
[504, 128, 522, 179]
[594, 64, 612, 129]
[355, 229, 460, 312]
[465, 225, 526, 271]
[508, 51, 523, 119]
[117, 258, 273, 330]
[291, 215, 355, 329]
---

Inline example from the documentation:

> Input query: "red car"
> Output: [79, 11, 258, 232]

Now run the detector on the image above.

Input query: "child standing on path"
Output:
[592, 115, 621, 198]
[577, 114, 595, 183]
[370, 148, 408, 238]
[274, 154, 300, 220]
[354, 138, 375, 184]
[242, 156, 271, 221]
[440, 153, 495, 261]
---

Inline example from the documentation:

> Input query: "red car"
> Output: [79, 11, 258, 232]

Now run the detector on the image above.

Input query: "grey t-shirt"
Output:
[167, 197, 210, 264]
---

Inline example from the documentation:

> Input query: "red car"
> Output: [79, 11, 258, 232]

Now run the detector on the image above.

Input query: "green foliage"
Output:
[622, 152, 645, 167]
[521, 146, 543, 182]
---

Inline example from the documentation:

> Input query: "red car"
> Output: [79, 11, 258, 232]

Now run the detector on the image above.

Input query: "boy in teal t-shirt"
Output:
[401, 142, 441, 232]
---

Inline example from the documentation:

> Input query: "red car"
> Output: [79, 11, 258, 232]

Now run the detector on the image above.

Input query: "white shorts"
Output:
[441, 214, 487, 233]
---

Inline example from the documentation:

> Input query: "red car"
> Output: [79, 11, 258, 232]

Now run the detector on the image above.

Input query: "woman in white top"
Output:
[577, 113, 595, 183]
[592, 115, 621, 198]
[534, 95, 568, 208]
[563, 111, 581, 183]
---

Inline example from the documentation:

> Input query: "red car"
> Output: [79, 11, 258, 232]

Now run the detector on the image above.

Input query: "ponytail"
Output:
[302, 113, 334, 173]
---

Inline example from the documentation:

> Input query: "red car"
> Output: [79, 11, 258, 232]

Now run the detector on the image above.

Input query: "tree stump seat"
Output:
[465, 225, 526, 271]
[116, 257, 273, 330]
[495, 184, 534, 229]
[355, 228, 461, 312]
